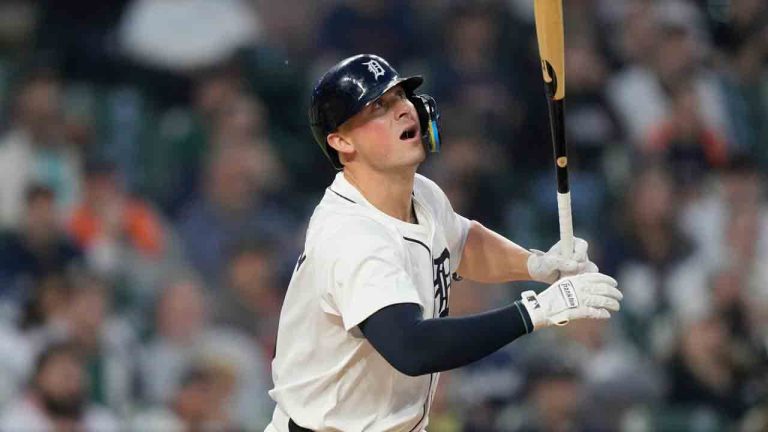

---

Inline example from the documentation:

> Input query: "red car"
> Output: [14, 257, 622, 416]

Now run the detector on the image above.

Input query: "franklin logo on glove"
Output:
[558, 280, 579, 308]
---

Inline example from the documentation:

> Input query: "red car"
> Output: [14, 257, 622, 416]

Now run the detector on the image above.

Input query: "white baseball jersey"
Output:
[266, 172, 470, 432]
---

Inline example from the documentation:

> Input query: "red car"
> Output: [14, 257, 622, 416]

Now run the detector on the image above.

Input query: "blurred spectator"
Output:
[210, 94, 288, 196]
[0, 185, 82, 305]
[317, 0, 416, 66]
[680, 157, 768, 292]
[0, 341, 118, 432]
[608, 1, 733, 147]
[140, 275, 273, 428]
[0, 67, 81, 228]
[57, 275, 138, 416]
[706, 267, 768, 396]
[603, 164, 708, 359]
[68, 160, 165, 277]
[16, 274, 72, 336]
[742, 400, 768, 432]
[666, 312, 750, 421]
[550, 320, 662, 430]
[0, 1, 36, 52]
[0, 274, 72, 406]
[195, 65, 246, 123]
[708, 0, 767, 52]
[429, 3, 521, 148]
[212, 94, 266, 150]
[140, 63, 245, 214]
[0, 273, 138, 415]
[140, 276, 207, 405]
[424, 134, 507, 228]
[720, 18, 768, 169]
[644, 83, 729, 188]
[254, 0, 325, 56]
[498, 358, 585, 432]
[132, 363, 240, 432]
[176, 142, 293, 287]
[617, 0, 658, 67]
[213, 241, 282, 355]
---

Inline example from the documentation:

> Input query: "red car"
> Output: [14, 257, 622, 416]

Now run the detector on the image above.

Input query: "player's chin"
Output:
[390, 151, 425, 172]
[408, 145, 427, 165]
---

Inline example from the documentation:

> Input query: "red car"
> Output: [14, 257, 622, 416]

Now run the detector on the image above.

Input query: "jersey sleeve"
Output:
[320, 220, 423, 331]
[416, 175, 471, 273]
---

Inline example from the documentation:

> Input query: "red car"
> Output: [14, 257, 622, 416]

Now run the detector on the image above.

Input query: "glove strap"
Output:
[520, 290, 544, 331]
[520, 289, 573, 329]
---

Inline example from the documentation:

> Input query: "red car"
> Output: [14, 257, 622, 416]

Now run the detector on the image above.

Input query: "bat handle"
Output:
[557, 191, 574, 258]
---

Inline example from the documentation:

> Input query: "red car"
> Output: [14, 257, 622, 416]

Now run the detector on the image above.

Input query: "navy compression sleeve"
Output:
[359, 301, 533, 377]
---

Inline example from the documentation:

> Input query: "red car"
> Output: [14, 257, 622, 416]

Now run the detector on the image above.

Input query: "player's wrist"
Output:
[519, 290, 548, 330]
[524, 250, 536, 280]
[513, 299, 535, 334]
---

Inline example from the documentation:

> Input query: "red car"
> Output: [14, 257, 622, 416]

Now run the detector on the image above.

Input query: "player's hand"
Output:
[526, 237, 598, 284]
[519, 273, 622, 330]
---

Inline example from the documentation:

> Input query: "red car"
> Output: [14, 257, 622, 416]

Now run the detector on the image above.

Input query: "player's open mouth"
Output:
[400, 125, 418, 141]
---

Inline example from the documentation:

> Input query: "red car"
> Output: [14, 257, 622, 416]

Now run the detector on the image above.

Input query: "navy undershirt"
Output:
[359, 301, 533, 377]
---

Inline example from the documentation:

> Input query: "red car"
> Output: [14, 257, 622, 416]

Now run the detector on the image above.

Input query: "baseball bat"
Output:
[534, 0, 574, 257]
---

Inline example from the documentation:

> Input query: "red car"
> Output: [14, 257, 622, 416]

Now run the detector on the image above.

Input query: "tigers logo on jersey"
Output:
[433, 248, 451, 317]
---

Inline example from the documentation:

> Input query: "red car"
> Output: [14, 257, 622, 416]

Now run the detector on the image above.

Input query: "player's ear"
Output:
[327, 132, 355, 158]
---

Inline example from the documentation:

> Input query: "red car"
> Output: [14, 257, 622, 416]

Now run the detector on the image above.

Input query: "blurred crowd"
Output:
[0, 0, 765, 431]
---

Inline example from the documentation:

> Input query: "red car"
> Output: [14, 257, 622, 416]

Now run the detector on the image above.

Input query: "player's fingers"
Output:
[586, 283, 623, 301]
[540, 255, 577, 275]
[554, 256, 578, 273]
[572, 238, 589, 262]
[577, 261, 599, 274]
[583, 295, 621, 312]
[575, 273, 617, 287]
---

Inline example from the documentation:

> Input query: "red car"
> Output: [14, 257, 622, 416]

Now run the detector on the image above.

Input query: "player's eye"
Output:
[373, 98, 386, 110]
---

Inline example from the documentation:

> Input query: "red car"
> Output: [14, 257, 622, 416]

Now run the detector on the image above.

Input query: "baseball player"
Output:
[266, 54, 622, 432]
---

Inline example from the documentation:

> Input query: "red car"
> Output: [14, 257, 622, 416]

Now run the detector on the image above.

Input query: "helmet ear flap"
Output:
[409, 94, 441, 154]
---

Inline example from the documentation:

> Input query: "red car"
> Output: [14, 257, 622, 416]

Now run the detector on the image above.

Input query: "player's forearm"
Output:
[457, 220, 533, 283]
[360, 302, 533, 377]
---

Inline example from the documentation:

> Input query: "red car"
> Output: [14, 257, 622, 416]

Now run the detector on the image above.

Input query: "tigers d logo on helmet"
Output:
[363, 59, 386, 81]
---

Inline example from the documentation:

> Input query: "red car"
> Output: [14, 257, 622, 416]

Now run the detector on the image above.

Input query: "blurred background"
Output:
[0, 0, 764, 431]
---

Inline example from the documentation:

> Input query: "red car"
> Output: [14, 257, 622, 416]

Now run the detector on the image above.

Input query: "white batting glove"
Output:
[526, 237, 599, 284]
[519, 273, 622, 330]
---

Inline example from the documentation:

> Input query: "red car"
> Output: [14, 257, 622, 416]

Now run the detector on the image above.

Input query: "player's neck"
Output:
[343, 168, 415, 223]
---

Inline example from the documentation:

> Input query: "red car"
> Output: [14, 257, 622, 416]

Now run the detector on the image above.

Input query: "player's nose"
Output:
[395, 98, 416, 122]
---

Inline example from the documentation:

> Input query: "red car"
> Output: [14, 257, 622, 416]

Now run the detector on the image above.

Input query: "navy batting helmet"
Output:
[309, 54, 442, 170]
